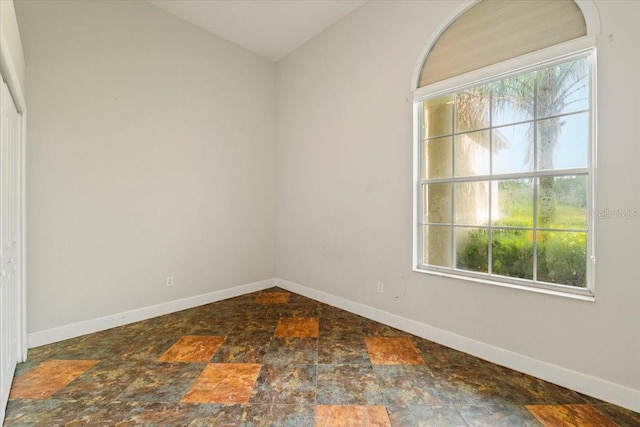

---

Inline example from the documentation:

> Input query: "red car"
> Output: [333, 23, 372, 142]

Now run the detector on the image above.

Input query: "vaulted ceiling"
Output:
[146, 0, 367, 61]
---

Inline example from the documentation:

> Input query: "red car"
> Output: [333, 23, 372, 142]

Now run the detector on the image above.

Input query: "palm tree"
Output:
[491, 58, 589, 225]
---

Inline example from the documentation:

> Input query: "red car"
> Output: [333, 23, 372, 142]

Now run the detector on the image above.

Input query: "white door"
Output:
[0, 79, 22, 422]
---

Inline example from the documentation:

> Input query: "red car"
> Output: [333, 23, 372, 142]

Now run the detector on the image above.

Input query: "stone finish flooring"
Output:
[4, 287, 639, 426]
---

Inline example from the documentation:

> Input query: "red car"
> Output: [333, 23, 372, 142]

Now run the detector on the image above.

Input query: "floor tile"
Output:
[116, 361, 204, 403]
[249, 364, 316, 405]
[87, 401, 245, 426]
[260, 287, 289, 293]
[254, 292, 290, 304]
[118, 333, 186, 362]
[211, 334, 273, 364]
[274, 317, 319, 338]
[387, 405, 467, 427]
[318, 338, 371, 365]
[516, 373, 589, 405]
[13, 345, 59, 376]
[315, 405, 391, 427]
[263, 337, 318, 365]
[317, 364, 384, 405]
[525, 404, 619, 426]
[242, 404, 315, 426]
[3, 398, 92, 425]
[414, 339, 481, 372]
[230, 317, 279, 336]
[24, 334, 111, 363]
[181, 363, 262, 404]
[320, 317, 366, 340]
[156, 403, 245, 426]
[157, 335, 226, 363]
[40, 401, 106, 426]
[225, 331, 276, 344]
[595, 403, 640, 427]
[320, 304, 355, 318]
[374, 365, 449, 406]
[435, 364, 536, 406]
[361, 319, 411, 338]
[365, 337, 425, 365]
[458, 404, 543, 426]
[49, 360, 140, 403]
[6, 287, 638, 426]
[287, 292, 319, 304]
[9, 359, 100, 399]
[273, 303, 322, 318]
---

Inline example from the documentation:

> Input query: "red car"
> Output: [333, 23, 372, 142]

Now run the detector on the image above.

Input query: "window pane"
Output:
[423, 95, 453, 138]
[492, 74, 534, 126]
[492, 179, 533, 227]
[455, 227, 488, 273]
[455, 181, 489, 226]
[536, 231, 587, 287]
[454, 130, 490, 176]
[423, 225, 451, 268]
[417, 55, 592, 291]
[492, 123, 533, 174]
[491, 228, 533, 280]
[455, 85, 490, 132]
[537, 58, 589, 119]
[422, 136, 452, 179]
[537, 175, 587, 229]
[537, 112, 588, 170]
[423, 183, 452, 224]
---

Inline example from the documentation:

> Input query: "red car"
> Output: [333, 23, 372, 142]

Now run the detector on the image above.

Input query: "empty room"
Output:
[1, 0, 638, 425]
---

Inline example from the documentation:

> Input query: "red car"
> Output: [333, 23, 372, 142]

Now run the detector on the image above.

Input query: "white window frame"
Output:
[412, 37, 597, 300]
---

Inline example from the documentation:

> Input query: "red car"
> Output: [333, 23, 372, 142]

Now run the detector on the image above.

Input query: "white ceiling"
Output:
[146, 0, 368, 62]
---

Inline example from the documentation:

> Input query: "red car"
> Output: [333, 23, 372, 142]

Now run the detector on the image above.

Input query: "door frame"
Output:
[0, 26, 27, 364]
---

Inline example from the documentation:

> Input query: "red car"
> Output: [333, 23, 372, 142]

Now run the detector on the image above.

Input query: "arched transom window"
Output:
[413, 0, 599, 299]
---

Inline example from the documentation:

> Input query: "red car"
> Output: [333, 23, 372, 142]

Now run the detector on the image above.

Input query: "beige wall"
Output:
[16, 0, 276, 333]
[276, 0, 639, 399]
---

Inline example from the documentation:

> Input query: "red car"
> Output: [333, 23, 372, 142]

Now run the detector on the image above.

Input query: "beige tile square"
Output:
[315, 405, 391, 427]
[181, 363, 262, 404]
[364, 337, 424, 365]
[9, 359, 100, 399]
[254, 292, 290, 304]
[274, 317, 319, 338]
[157, 335, 226, 363]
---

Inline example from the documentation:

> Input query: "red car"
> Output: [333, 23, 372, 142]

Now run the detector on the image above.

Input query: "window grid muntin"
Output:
[532, 75, 540, 281]
[418, 53, 591, 289]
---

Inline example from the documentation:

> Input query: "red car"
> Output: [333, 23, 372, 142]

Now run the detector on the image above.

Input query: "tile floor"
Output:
[4, 287, 639, 426]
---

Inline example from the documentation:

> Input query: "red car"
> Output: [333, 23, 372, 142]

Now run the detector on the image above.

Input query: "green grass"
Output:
[457, 226, 586, 287]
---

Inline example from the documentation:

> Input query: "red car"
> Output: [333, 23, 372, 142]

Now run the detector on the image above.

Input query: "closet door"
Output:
[0, 79, 21, 421]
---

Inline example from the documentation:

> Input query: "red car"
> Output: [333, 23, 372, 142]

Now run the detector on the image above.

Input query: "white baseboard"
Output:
[27, 278, 276, 348]
[275, 278, 640, 413]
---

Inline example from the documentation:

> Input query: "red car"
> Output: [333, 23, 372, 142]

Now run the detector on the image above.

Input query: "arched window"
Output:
[413, 0, 600, 298]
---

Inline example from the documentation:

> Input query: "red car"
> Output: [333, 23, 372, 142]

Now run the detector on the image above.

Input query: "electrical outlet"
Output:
[377, 282, 384, 293]
[166, 276, 174, 287]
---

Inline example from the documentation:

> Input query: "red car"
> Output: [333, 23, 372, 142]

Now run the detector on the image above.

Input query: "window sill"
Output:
[413, 266, 595, 302]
